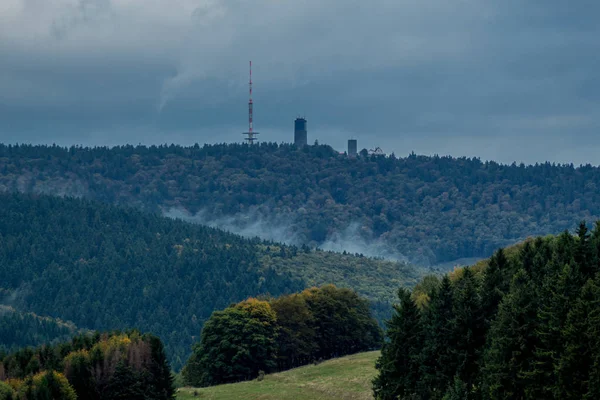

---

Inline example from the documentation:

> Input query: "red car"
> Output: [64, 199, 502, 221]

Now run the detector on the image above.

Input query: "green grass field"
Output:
[176, 351, 380, 400]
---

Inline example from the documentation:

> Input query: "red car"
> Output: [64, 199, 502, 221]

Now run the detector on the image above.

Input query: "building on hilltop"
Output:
[348, 139, 357, 157]
[294, 117, 307, 146]
[368, 147, 386, 156]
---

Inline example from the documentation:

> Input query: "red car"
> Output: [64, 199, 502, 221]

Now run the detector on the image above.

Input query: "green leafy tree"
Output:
[20, 371, 77, 400]
[0, 381, 16, 400]
[185, 299, 278, 387]
[1, 330, 174, 400]
[270, 293, 317, 370]
[63, 350, 98, 400]
[303, 285, 382, 360]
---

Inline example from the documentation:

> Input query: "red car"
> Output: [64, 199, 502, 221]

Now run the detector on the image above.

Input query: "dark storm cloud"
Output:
[0, 0, 599, 164]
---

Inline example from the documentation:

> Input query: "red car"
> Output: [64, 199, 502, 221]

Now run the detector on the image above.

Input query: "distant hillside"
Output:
[0, 306, 82, 354]
[1, 143, 599, 265]
[0, 192, 419, 370]
[177, 351, 379, 400]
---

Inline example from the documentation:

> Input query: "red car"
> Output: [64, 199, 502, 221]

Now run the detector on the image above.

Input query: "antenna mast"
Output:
[243, 61, 259, 143]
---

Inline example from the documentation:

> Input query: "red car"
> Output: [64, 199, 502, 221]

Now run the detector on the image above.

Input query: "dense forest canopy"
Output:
[0, 192, 418, 370]
[0, 307, 83, 355]
[374, 222, 600, 399]
[0, 192, 302, 370]
[1, 142, 599, 264]
[0, 330, 175, 400]
[183, 285, 382, 387]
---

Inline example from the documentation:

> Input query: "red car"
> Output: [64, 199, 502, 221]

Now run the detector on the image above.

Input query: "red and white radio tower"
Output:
[243, 61, 259, 143]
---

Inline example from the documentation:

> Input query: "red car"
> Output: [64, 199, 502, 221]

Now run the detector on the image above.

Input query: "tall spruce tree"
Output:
[373, 288, 423, 400]
[419, 275, 456, 399]
[576, 221, 599, 281]
[450, 267, 485, 392]
[482, 269, 539, 400]
[526, 259, 580, 400]
[481, 249, 508, 332]
[556, 278, 600, 399]
[586, 274, 600, 399]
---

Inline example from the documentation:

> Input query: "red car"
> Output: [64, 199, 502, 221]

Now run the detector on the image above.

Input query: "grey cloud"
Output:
[0, 0, 599, 164]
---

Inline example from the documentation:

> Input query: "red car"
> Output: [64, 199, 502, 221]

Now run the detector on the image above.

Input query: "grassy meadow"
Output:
[176, 351, 379, 400]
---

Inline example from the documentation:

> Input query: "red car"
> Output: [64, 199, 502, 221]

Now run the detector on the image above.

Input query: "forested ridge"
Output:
[1, 142, 599, 264]
[0, 307, 83, 355]
[374, 222, 600, 399]
[0, 192, 418, 370]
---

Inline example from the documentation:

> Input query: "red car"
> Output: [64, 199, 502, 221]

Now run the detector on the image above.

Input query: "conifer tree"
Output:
[450, 267, 485, 392]
[519, 241, 535, 276]
[419, 275, 455, 399]
[145, 334, 176, 400]
[576, 221, 599, 281]
[586, 277, 600, 399]
[442, 376, 471, 400]
[526, 260, 580, 400]
[556, 278, 600, 399]
[481, 249, 508, 331]
[373, 288, 423, 400]
[482, 269, 538, 400]
[104, 361, 145, 400]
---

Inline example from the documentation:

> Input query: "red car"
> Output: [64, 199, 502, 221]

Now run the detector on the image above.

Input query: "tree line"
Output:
[182, 285, 382, 387]
[374, 221, 600, 399]
[0, 308, 81, 355]
[2, 142, 600, 264]
[0, 330, 174, 399]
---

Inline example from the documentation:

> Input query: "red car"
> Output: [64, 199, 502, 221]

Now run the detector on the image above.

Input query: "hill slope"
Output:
[0, 192, 419, 369]
[1, 143, 600, 264]
[0, 306, 83, 354]
[177, 351, 379, 400]
[373, 223, 600, 399]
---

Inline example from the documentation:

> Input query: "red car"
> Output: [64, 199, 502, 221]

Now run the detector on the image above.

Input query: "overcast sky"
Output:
[0, 0, 599, 164]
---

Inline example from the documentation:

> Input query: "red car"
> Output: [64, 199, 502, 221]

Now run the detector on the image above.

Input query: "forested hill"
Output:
[1, 143, 599, 265]
[0, 306, 83, 354]
[0, 192, 419, 370]
[374, 223, 600, 399]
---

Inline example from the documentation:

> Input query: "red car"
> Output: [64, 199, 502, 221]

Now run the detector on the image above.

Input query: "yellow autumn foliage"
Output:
[236, 298, 277, 326]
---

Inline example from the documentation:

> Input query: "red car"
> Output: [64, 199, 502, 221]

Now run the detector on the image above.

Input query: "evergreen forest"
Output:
[2, 143, 600, 264]
[0, 307, 82, 355]
[374, 222, 600, 399]
[0, 192, 417, 370]
[0, 330, 174, 399]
